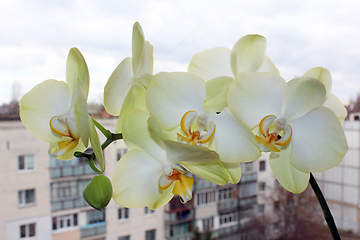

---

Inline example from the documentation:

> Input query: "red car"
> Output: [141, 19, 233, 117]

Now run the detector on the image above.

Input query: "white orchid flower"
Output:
[302, 67, 347, 124]
[228, 72, 348, 193]
[20, 48, 103, 163]
[104, 22, 153, 132]
[112, 109, 229, 209]
[188, 35, 279, 112]
[145, 72, 261, 184]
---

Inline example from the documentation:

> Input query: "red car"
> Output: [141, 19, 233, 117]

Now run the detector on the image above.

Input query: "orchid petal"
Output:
[228, 72, 286, 129]
[256, 56, 280, 75]
[74, 84, 89, 147]
[323, 93, 347, 124]
[132, 22, 146, 77]
[148, 184, 174, 210]
[146, 72, 205, 130]
[282, 77, 326, 121]
[230, 35, 266, 77]
[122, 109, 166, 162]
[188, 47, 233, 81]
[115, 84, 148, 133]
[290, 107, 348, 172]
[66, 48, 89, 103]
[220, 162, 242, 184]
[302, 67, 332, 97]
[270, 143, 310, 193]
[182, 162, 229, 185]
[147, 116, 179, 141]
[20, 80, 71, 143]
[211, 108, 261, 163]
[140, 41, 154, 76]
[103, 57, 133, 116]
[164, 140, 220, 164]
[112, 149, 165, 208]
[203, 76, 234, 112]
[89, 117, 104, 172]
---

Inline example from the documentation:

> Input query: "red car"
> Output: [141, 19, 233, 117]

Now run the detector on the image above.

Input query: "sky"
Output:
[0, 0, 359, 105]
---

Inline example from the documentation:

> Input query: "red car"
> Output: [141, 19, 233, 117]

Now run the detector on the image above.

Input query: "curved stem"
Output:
[74, 151, 102, 174]
[309, 173, 341, 240]
[91, 118, 112, 139]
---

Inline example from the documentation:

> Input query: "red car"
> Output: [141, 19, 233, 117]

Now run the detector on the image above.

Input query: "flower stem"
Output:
[74, 151, 102, 175]
[309, 173, 341, 240]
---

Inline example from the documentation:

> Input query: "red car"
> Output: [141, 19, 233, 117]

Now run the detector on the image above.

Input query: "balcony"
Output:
[165, 209, 194, 224]
[50, 164, 95, 178]
[51, 197, 88, 211]
[239, 172, 257, 183]
[80, 222, 106, 238]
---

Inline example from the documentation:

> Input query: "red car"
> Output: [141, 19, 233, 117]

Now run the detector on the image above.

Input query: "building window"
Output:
[50, 181, 77, 200]
[52, 213, 78, 231]
[220, 212, 237, 225]
[203, 216, 214, 230]
[87, 209, 105, 224]
[20, 223, 36, 238]
[118, 207, 130, 220]
[218, 187, 233, 201]
[145, 207, 155, 214]
[145, 229, 156, 240]
[18, 189, 35, 207]
[119, 236, 131, 240]
[245, 162, 253, 172]
[18, 155, 35, 171]
[117, 148, 128, 161]
[273, 221, 280, 232]
[274, 201, 280, 211]
[197, 190, 216, 206]
[258, 182, 266, 191]
[259, 160, 266, 171]
[258, 204, 265, 213]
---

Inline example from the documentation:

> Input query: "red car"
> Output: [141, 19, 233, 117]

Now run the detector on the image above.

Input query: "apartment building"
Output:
[314, 112, 360, 233]
[0, 118, 165, 240]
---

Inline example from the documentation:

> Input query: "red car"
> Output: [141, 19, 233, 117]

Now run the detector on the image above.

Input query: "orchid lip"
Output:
[158, 164, 194, 203]
[177, 110, 216, 145]
[256, 115, 292, 152]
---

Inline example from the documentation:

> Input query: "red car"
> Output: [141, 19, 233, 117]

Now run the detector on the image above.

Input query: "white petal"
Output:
[221, 162, 242, 184]
[228, 72, 286, 129]
[74, 85, 89, 147]
[302, 67, 332, 97]
[211, 108, 261, 163]
[182, 162, 229, 185]
[188, 47, 233, 81]
[230, 34, 266, 77]
[88, 117, 104, 172]
[132, 22, 145, 77]
[122, 109, 167, 162]
[323, 93, 347, 124]
[164, 140, 220, 164]
[290, 107, 348, 172]
[270, 143, 310, 193]
[203, 76, 234, 112]
[66, 48, 90, 103]
[20, 80, 71, 143]
[103, 57, 133, 116]
[115, 84, 148, 133]
[112, 149, 166, 208]
[281, 77, 326, 121]
[146, 72, 205, 130]
[147, 116, 179, 141]
[256, 55, 280, 75]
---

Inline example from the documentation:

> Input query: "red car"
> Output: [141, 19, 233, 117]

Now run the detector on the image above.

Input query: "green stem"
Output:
[74, 151, 102, 174]
[92, 118, 112, 139]
[309, 173, 341, 240]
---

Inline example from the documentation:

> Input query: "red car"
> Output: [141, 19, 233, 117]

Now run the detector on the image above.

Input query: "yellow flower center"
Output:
[255, 115, 292, 152]
[158, 165, 194, 203]
[177, 110, 216, 145]
[49, 113, 79, 157]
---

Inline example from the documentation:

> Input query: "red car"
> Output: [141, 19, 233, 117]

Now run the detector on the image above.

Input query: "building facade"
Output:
[0, 119, 165, 240]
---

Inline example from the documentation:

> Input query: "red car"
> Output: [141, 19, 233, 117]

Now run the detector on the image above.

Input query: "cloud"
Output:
[0, 0, 359, 104]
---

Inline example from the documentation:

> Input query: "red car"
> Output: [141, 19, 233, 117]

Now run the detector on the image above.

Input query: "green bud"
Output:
[83, 175, 113, 211]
